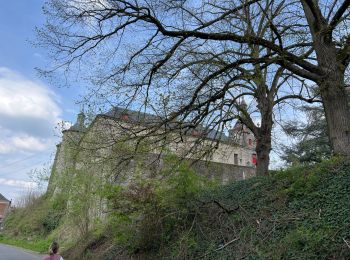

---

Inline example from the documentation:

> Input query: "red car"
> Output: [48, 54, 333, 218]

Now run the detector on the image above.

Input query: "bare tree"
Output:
[38, 0, 350, 175]
[222, 3, 319, 175]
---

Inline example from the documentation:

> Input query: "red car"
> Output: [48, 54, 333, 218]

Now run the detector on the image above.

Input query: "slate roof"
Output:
[104, 107, 231, 142]
[0, 193, 10, 203]
[104, 107, 162, 125]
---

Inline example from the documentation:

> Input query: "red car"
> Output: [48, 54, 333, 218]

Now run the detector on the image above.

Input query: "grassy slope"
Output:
[75, 158, 350, 259]
[185, 158, 350, 259]
[1, 193, 59, 254]
[5, 158, 350, 259]
[0, 234, 49, 253]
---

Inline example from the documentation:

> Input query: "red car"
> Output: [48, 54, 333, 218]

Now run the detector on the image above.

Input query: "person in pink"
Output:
[42, 241, 63, 260]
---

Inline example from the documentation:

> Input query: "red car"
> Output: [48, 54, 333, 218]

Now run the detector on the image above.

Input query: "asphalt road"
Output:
[0, 243, 42, 260]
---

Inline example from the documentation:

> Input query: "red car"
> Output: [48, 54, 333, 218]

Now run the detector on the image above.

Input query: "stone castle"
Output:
[48, 107, 257, 196]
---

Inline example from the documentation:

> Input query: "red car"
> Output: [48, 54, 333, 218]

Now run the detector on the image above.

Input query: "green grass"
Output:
[4, 157, 350, 259]
[0, 234, 50, 253]
[92, 157, 347, 259]
[176, 157, 350, 259]
[62, 157, 350, 259]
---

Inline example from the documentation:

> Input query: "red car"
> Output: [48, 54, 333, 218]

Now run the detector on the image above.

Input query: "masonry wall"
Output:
[49, 115, 257, 194]
[48, 129, 83, 195]
[48, 114, 256, 234]
[190, 160, 256, 183]
[89, 116, 257, 167]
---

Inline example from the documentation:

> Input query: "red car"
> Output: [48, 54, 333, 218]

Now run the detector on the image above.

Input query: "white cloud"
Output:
[0, 68, 59, 200]
[0, 67, 62, 154]
[0, 141, 13, 154]
[12, 135, 50, 152]
[0, 67, 60, 118]
[0, 133, 53, 154]
[0, 178, 37, 189]
[0, 67, 61, 138]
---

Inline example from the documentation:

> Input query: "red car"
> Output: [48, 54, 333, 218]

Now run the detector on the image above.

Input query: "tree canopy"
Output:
[38, 0, 350, 173]
[282, 106, 331, 165]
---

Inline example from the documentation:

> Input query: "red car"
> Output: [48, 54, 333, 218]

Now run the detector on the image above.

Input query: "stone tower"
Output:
[47, 112, 86, 195]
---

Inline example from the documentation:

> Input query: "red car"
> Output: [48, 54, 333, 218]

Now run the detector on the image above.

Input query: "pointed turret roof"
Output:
[68, 111, 86, 132]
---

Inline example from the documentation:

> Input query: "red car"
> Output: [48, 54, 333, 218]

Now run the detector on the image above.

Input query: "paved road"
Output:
[0, 243, 42, 260]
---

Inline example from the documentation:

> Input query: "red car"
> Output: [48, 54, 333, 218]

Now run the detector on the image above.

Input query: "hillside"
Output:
[3, 158, 350, 259]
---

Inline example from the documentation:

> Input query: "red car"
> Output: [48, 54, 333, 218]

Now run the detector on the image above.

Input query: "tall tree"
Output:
[38, 0, 350, 175]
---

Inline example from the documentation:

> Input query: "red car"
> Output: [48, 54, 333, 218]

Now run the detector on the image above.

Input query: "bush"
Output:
[105, 157, 215, 256]
[102, 157, 350, 259]
[4, 192, 65, 237]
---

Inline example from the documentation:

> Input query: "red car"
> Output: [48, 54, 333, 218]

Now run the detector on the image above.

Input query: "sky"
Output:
[0, 0, 82, 202]
[0, 1, 301, 202]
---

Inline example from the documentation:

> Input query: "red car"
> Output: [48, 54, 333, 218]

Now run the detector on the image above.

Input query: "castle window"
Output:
[234, 154, 238, 165]
[249, 139, 252, 146]
[252, 154, 257, 165]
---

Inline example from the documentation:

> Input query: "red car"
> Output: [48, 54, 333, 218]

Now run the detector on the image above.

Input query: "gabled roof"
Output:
[104, 107, 231, 142]
[104, 107, 162, 125]
[0, 193, 10, 203]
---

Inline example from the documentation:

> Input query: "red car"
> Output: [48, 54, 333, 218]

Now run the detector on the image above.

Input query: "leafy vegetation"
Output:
[61, 157, 350, 259]
[4, 193, 64, 237]
[0, 234, 49, 253]
[103, 155, 216, 254]
[1, 191, 65, 254]
[282, 106, 331, 165]
[4, 157, 350, 259]
[195, 157, 350, 259]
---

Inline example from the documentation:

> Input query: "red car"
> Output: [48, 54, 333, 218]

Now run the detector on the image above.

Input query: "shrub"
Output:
[105, 156, 215, 255]
[4, 192, 65, 237]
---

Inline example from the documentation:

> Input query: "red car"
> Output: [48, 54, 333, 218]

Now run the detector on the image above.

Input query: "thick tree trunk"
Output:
[319, 73, 350, 155]
[301, 1, 350, 156]
[315, 41, 350, 155]
[255, 110, 273, 176]
[255, 134, 272, 176]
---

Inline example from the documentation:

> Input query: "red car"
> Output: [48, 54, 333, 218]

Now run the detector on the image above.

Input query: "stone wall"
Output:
[47, 113, 257, 235]
[190, 160, 256, 184]
[48, 114, 257, 194]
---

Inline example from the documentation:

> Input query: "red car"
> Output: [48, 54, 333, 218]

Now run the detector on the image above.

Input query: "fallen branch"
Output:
[201, 237, 239, 257]
[215, 238, 240, 251]
[343, 238, 350, 249]
[213, 200, 239, 214]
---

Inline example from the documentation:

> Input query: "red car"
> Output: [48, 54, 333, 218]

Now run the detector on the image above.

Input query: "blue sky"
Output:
[0, 1, 298, 202]
[0, 1, 82, 202]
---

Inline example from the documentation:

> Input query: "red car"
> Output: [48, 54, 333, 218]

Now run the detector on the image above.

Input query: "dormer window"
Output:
[121, 114, 129, 121]
[192, 130, 201, 136]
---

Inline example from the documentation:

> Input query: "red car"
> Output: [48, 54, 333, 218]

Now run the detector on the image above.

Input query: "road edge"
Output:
[0, 242, 43, 257]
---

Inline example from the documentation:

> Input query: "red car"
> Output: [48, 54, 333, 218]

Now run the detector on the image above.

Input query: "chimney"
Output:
[68, 111, 86, 132]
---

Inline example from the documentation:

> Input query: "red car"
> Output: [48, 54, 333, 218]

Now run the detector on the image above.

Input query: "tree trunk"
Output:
[320, 73, 350, 155]
[315, 40, 350, 156]
[255, 106, 273, 176]
[301, 1, 350, 156]
[255, 129, 272, 176]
